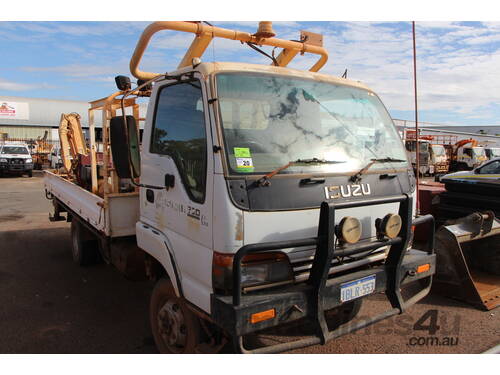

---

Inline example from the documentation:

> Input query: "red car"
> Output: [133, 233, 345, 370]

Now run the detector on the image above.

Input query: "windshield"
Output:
[419, 142, 429, 153]
[473, 147, 486, 157]
[1, 146, 29, 155]
[216, 73, 408, 175]
[432, 145, 445, 157]
[490, 148, 500, 157]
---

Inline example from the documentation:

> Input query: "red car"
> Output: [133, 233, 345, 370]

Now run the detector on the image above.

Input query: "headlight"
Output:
[336, 216, 362, 244]
[241, 253, 293, 288]
[212, 251, 294, 294]
[376, 214, 402, 239]
[26, 158, 33, 163]
[0, 158, 7, 163]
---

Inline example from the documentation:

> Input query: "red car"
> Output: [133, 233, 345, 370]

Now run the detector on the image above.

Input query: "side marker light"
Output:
[250, 309, 276, 324]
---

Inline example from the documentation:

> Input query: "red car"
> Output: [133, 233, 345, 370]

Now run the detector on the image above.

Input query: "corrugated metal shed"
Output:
[0, 125, 52, 140]
[0, 95, 148, 129]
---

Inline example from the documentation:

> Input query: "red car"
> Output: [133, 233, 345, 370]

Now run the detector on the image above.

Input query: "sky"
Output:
[2, 20, 500, 126]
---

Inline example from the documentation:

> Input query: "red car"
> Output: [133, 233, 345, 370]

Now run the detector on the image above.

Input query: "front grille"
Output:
[290, 245, 389, 283]
[9, 158, 24, 165]
[418, 153, 429, 165]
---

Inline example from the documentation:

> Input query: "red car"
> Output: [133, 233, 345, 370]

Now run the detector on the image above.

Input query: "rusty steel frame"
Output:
[88, 93, 140, 196]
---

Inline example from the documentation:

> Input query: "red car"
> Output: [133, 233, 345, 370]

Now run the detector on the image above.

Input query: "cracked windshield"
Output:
[216, 73, 408, 175]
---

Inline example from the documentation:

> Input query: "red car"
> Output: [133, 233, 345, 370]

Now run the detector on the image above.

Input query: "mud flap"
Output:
[433, 211, 500, 310]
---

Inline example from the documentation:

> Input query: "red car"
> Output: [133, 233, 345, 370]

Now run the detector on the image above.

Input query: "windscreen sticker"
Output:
[234, 147, 254, 172]
[234, 147, 251, 158]
[236, 157, 254, 171]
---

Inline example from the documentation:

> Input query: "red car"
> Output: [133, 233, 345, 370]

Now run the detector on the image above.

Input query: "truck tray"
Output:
[44, 171, 139, 237]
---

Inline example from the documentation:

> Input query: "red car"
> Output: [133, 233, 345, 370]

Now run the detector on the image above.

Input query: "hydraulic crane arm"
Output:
[58, 113, 88, 173]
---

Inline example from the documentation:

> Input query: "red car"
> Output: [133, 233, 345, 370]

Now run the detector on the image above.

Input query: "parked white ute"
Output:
[0, 142, 34, 177]
[441, 157, 500, 181]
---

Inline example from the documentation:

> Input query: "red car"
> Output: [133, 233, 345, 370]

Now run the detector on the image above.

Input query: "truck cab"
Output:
[430, 143, 449, 174]
[457, 146, 487, 169]
[405, 139, 431, 175]
[0, 142, 33, 177]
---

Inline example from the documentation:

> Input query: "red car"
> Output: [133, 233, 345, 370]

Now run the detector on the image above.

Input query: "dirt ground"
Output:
[0, 173, 498, 354]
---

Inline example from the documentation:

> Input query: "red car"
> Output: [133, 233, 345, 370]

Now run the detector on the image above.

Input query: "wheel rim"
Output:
[157, 299, 188, 353]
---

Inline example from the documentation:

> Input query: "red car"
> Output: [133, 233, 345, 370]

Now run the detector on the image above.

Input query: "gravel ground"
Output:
[0, 173, 498, 354]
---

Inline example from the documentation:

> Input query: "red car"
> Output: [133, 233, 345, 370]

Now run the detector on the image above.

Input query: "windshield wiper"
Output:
[257, 158, 346, 187]
[294, 157, 344, 164]
[350, 157, 406, 184]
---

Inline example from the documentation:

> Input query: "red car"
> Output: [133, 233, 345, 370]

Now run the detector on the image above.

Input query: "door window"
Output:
[479, 160, 500, 174]
[150, 81, 207, 203]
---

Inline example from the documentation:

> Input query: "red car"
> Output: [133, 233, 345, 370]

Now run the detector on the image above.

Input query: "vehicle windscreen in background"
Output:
[432, 145, 445, 156]
[419, 142, 429, 153]
[473, 147, 486, 157]
[1, 146, 29, 154]
[491, 149, 500, 157]
[216, 73, 408, 175]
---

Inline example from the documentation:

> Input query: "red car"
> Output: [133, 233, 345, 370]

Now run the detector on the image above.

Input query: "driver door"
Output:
[140, 75, 214, 309]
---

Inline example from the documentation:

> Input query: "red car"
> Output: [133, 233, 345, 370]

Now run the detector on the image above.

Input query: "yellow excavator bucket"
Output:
[433, 211, 500, 310]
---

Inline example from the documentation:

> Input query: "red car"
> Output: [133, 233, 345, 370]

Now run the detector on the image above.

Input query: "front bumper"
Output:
[0, 162, 33, 172]
[210, 195, 436, 353]
[435, 163, 449, 173]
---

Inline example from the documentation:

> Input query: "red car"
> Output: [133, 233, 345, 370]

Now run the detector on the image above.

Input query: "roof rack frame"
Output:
[129, 21, 329, 81]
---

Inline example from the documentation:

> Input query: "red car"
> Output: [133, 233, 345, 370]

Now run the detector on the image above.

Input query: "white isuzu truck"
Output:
[44, 21, 435, 353]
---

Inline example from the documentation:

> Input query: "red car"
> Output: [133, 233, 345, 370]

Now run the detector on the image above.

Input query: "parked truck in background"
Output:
[429, 143, 449, 175]
[405, 137, 431, 176]
[43, 21, 435, 354]
[447, 139, 488, 171]
[404, 136, 449, 176]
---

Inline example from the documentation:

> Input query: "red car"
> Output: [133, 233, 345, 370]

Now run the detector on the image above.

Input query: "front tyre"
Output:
[150, 278, 201, 354]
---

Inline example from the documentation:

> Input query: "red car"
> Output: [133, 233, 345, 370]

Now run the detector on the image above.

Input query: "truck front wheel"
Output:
[70, 220, 99, 266]
[150, 278, 201, 354]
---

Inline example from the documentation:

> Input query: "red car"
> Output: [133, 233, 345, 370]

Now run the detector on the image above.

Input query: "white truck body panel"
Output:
[243, 202, 400, 246]
[44, 171, 139, 237]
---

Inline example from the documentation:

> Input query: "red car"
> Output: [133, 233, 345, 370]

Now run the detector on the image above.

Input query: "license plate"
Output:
[340, 275, 376, 302]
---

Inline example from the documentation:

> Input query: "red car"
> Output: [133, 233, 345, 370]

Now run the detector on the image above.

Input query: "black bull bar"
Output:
[211, 195, 436, 354]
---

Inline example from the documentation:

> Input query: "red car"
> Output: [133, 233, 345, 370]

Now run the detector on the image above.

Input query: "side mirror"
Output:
[110, 115, 141, 179]
[115, 75, 131, 91]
